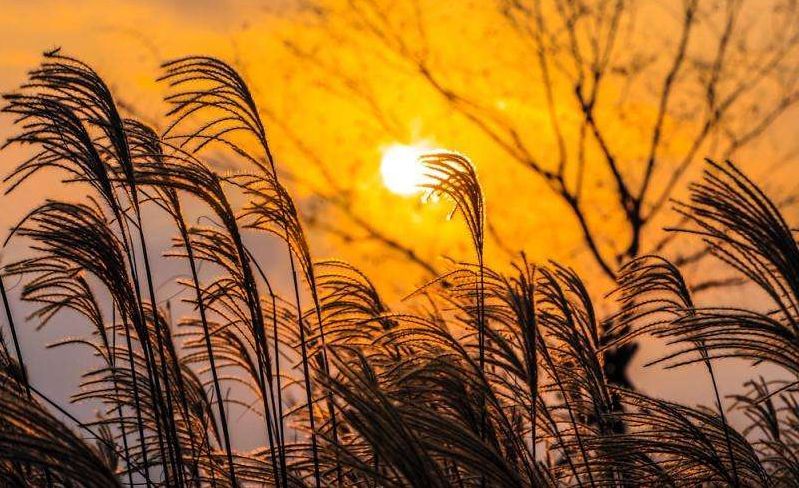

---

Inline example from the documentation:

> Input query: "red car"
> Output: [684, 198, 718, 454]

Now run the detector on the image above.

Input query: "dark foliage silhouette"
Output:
[1, 51, 799, 487]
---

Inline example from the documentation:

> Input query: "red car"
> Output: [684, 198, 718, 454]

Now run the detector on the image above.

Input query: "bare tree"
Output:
[245, 0, 799, 390]
[271, 0, 799, 286]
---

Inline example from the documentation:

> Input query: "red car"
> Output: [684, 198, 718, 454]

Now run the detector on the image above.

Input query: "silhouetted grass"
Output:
[1, 50, 798, 487]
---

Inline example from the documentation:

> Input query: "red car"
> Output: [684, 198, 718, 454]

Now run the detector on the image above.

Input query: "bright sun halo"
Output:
[380, 144, 430, 196]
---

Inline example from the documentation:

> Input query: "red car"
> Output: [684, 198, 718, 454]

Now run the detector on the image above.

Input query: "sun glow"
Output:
[380, 144, 431, 196]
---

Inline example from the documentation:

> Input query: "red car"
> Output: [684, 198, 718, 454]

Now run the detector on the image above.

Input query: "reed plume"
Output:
[3, 50, 799, 488]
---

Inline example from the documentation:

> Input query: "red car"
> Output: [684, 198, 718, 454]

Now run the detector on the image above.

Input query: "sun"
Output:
[380, 144, 431, 196]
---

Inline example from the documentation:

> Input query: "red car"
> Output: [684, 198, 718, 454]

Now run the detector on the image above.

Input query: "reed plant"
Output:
[1, 51, 799, 487]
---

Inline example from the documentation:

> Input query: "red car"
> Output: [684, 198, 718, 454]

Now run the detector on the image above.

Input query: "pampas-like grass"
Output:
[2, 51, 799, 487]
